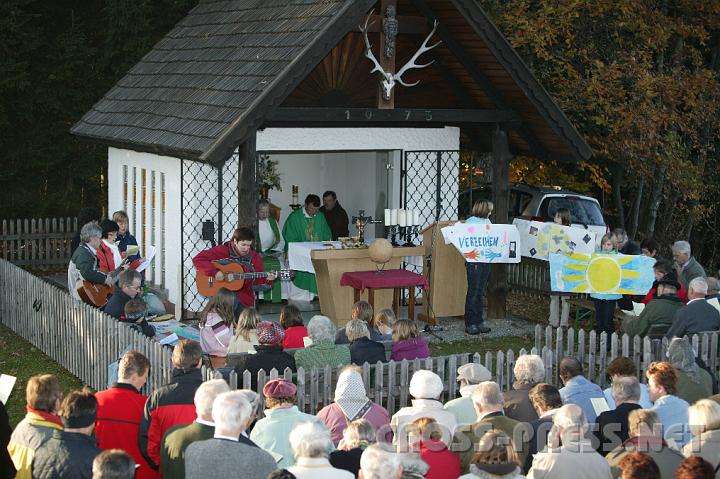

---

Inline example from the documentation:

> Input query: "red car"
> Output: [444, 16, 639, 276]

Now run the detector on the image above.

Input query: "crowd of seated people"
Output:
[4, 339, 720, 479]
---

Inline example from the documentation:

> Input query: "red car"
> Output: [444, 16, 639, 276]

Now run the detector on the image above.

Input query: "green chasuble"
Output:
[282, 208, 332, 294]
[256, 217, 283, 303]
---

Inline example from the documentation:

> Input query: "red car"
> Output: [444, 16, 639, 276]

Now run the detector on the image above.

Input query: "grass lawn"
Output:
[0, 323, 84, 427]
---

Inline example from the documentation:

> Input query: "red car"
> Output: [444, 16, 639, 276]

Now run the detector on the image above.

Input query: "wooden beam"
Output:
[267, 107, 520, 125]
[488, 127, 511, 320]
[410, 0, 548, 158]
[237, 132, 257, 231]
[377, 0, 397, 109]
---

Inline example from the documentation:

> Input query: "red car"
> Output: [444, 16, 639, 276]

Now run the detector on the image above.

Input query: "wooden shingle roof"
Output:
[72, 0, 375, 162]
[72, 0, 591, 163]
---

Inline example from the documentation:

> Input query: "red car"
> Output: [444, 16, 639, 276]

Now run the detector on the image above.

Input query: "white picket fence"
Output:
[0, 259, 173, 392]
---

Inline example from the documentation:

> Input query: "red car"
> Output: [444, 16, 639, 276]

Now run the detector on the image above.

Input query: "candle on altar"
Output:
[384, 209, 391, 225]
[398, 209, 407, 227]
[390, 209, 398, 225]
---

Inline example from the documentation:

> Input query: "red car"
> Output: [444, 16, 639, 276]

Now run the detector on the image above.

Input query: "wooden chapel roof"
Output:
[71, 0, 592, 164]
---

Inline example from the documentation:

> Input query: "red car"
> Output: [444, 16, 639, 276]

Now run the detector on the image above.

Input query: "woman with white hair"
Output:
[360, 444, 403, 479]
[667, 338, 713, 405]
[68, 222, 114, 302]
[317, 366, 390, 446]
[391, 370, 457, 450]
[294, 315, 351, 370]
[503, 354, 544, 422]
[346, 319, 387, 365]
[330, 419, 377, 476]
[287, 421, 354, 479]
[683, 399, 720, 476]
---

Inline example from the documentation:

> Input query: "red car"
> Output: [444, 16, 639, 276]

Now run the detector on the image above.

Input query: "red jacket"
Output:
[192, 242, 270, 308]
[97, 241, 142, 273]
[139, 368, 203, 471]
[282, 326, 308, 349]
[95, 383, 156, 479]
[414, 440, 461, 479]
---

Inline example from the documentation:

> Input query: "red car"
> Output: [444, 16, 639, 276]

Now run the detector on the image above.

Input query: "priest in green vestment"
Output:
[256, 199, 284, 303]
[282, 194, 332, 296]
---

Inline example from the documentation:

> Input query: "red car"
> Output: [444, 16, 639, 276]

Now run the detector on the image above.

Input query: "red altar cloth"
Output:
[340, 269, 429, 291]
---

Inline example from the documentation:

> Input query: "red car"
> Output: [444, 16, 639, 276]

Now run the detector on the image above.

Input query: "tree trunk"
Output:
[487, 127, 511, 320]
[612, 162, 625, 229]
[627, 176, 645, 239]
[645, 164, 666, 237]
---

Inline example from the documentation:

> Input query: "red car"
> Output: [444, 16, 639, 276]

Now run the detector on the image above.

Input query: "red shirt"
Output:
[95, 383, 157, 479]
[414, 440, 461, 479]
[192, 242, 270, 308]
[282, 326, 309, 349]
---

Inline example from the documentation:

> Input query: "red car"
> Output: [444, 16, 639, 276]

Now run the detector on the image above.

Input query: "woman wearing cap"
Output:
[391, 370, 457, 450]
[232, 321, 296, 390]
[444, 363, 492, 426]
[317, 366, 391, 446]
[667, 338, 714, 405]
[250, 379, 316, 469]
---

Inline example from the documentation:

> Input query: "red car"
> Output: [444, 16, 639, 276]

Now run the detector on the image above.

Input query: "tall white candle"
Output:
[390, 209, 398, 225]
[384, 209, 391, 225]
[398, 209, 407, 227]
[413, 210, 421, 226]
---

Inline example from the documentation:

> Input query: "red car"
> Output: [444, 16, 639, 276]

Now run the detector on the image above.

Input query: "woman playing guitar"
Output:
[192, 227, 277, 313]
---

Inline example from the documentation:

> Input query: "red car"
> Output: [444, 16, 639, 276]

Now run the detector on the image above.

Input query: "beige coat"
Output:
[605, 437, 683, 479]
[527, 439, 612, 479]
[683, 429, 720, 478]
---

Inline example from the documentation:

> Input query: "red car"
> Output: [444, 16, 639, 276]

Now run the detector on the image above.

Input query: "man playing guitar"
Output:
[192, 227, 276, 314]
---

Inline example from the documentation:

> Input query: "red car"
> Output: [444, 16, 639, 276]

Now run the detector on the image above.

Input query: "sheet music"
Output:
[136, 245, 156, 272]
[0, 374, 17, 404]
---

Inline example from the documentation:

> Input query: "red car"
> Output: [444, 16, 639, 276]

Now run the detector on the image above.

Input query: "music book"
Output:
[0, 374, 17, 404]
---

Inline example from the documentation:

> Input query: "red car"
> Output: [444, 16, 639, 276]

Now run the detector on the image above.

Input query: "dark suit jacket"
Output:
[594, 402, 642, 457]
[233, 345, 296, 390]
[458, 411, 528, 473]
[524, 414, 555, 473]
[349, 337, 386, 365]
[666, 299, 720, 338]
[503, 381, 539, 423]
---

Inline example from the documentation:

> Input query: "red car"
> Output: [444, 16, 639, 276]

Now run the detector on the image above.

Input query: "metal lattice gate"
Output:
[180, 150, 243, 314]
[401, 150, 493, 244]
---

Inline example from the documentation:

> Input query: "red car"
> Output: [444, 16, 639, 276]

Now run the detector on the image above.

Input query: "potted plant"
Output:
[257, 154, 282, 199]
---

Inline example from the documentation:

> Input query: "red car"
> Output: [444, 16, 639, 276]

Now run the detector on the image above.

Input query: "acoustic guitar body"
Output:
[196, 262, 247, 297]
[77, 280, 113, 307]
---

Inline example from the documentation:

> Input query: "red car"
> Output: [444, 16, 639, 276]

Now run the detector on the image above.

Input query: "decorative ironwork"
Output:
[383, 5, 398, 58]
[180, 151, 242, 314]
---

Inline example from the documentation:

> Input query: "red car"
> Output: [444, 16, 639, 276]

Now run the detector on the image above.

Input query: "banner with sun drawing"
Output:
[549, 253, 656, 294]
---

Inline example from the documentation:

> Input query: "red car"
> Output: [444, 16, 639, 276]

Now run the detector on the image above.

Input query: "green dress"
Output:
[256, 216, 283, 303]
[282, 208, 332, 294]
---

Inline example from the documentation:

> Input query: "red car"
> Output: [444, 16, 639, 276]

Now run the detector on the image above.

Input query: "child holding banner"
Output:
[463, 200, 493, 335]
[591, 234, 622, 340]
[549, 208, 572, 328]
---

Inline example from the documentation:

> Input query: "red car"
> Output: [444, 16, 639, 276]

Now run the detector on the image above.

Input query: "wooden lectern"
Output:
[419, 221, 467, 323]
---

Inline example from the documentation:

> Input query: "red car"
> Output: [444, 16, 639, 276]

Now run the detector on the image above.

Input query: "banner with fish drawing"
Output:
[549, 252, 656, 294]
[441, 222, 521, 263]
[512, 219, 596, 261]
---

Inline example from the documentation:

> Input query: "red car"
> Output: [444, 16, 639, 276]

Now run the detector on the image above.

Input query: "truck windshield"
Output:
[540, 196, 605, 226]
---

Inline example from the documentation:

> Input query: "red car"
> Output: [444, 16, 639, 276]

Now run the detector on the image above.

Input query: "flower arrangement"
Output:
[257, 154, 282, 191]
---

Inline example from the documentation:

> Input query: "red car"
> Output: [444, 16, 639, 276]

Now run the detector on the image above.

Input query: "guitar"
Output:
[75, 259, 128, 307]
[196, 260, 294, 297]
[76, 280, 113, 307]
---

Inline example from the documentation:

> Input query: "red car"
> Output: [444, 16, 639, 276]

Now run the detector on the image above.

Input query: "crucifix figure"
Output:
[352, 210, 380, 244]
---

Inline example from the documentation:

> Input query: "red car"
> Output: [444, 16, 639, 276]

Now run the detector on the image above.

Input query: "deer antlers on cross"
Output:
[359, 11, 441, 100]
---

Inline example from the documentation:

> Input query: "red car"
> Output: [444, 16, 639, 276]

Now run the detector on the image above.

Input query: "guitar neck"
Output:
[226, 271, 268, 281]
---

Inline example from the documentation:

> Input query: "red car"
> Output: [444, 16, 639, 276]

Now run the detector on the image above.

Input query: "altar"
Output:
[290, 242, 424, 326]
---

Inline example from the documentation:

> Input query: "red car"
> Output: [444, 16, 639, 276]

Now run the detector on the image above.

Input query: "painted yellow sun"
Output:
[586, 257, 621, 292]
